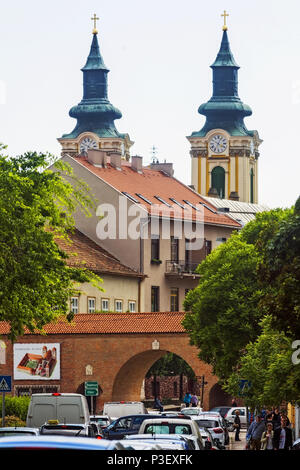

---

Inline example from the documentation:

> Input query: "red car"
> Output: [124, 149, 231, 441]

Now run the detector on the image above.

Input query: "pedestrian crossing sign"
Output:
[0, 376, 12, 393]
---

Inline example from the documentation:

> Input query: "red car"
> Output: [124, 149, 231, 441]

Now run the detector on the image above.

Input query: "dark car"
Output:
[40, 422, 96, 438]
[209, 407, 232, 418]
[102, 414, 161, 440]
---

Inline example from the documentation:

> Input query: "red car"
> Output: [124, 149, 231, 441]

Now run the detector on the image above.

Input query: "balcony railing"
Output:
[165, 260, 200, 276]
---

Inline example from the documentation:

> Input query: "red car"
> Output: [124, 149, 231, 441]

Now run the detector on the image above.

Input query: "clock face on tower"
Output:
[209, 135, 227, 154]
[80, 137, 98, 154]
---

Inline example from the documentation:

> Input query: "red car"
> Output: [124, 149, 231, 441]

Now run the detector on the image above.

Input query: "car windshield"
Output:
[0, 431, 37, 436]
[181, 409, 200, 415]
[195, 420, 219, 428]
[144, 424, 192, 435]
[40, 425, 85, 436]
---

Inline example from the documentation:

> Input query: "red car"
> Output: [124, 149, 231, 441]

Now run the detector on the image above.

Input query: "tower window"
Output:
[211, 166, 226, 199]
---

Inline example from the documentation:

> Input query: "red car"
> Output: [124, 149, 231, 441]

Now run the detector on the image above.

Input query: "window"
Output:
[151, 286, 160, 312]
[151, 236, 160, 261]
[170, 288, 179, 312]
[128, 301, 136, 313]
[101, 299, 109, 312]
[122, 192, 139, 203]
[87, 297, 96, 313]
[170, 236, 179, 262]
[211, 166, 225, 199]
[136, 193, 152, 205]
[115, 300, 123, 313]
[154, 196, 172, 207]
[70, 297, 79, 314]
[183, 200, 200, 211]
[169, 197, 185, 209]
[205, 240, 212, 256]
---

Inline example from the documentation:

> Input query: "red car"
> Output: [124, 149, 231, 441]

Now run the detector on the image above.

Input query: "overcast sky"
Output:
[0, 0, 299, 208]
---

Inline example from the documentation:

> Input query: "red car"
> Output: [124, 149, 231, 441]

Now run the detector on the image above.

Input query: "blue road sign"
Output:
[238, 379, 251, 397]
[0, 376, 12, 393]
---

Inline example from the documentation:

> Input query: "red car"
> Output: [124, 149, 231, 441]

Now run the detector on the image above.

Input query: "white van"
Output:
[103, 401, 147, 420]
[26, 393, 90, 428]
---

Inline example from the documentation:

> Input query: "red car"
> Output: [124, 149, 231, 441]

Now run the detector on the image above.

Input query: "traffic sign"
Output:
[0, 376, 12, 393]
[84, 381, 99, 397]
[238, 379, 251, 397]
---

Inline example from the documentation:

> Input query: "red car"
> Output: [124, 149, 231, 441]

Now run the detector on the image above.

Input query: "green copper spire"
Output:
[190, 28, 253, 138]
[62, 30, 123, 139]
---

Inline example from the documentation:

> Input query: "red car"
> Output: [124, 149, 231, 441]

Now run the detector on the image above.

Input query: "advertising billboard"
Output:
[13, 343, 60, 380]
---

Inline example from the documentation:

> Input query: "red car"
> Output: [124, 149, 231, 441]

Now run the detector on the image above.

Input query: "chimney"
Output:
[131, 155, 143, 174]
[87, 149, 107, 167]
[207, 187, 220, 198]
[150, 161, 174, 177]
[229, 191, 240, 201]
[108, 151, 122, 170]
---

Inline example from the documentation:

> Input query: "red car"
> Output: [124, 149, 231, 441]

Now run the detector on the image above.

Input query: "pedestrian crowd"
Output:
[243, 408, 293, 451]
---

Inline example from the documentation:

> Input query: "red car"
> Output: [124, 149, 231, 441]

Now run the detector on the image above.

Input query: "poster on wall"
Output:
[13, 343, 60, 380]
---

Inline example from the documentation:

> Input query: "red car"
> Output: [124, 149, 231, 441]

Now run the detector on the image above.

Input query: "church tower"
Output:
[187, 13, 262, 203]
[58, 16, 133, 160]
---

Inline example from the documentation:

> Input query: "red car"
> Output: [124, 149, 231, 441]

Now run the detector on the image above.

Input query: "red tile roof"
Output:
[0, 312, 186, 336]
[72, 156, 240, 228]
[56, 229, 143, 278]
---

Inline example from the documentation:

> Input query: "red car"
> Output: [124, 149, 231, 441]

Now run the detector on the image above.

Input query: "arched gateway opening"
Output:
[111, 348, 217, 410]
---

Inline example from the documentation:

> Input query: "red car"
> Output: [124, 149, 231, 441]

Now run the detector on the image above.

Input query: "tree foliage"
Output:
[146, 353, 196, 379]
[0, 146, 102, 341]
[182, 204, 298, 399]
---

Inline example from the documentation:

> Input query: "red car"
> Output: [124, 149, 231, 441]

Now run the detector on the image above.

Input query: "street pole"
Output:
[2, 392, 5, 427]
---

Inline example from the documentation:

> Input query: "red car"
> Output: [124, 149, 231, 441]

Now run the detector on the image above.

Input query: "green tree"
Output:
[183, 233, 262, 380]
[0, 146, 102, 341]
[183, 209, 291, 381]
[146, 353, 195, 379]
[224, 316, 300, 409]
[259, 198, 300, 337]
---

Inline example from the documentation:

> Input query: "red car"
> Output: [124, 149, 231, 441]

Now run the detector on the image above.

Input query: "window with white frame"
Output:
[88, 297, 96, 313]
[70, 297, 79, 314]
[128, 301, 136, 313]
[101, 299, 109, 312]
[115, 300, 123, 313]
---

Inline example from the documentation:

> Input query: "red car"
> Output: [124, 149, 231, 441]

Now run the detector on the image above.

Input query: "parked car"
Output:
[121, 438, 185, 450]
[224, 407, 248, 428]
[102, 414, 161, 440]
[198, 427, 226, 450]
[0, 427, 40, 437]
[180, 407, 203, 416]
[123, 434, 197, 450]
[209, 406, 232, 418]
[0, 435, 126, 450]
[191, 413, 229, 446]
[103, 401, 147, 420]
[40, 422, 96, 438]
[26, 393, 90, 428]
[138, 418, 204, 449]
[89, 415, 111, 433]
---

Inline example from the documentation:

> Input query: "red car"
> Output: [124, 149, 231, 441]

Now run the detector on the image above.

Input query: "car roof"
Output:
[114, 414, 160, 419]
[124, 434, 187, 441]
[0, 427, 39, 432]
[142, 418, 193, 424]
[0, 435, 124, 450]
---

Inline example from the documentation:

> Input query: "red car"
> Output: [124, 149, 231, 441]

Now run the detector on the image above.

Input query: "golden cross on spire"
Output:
[91, 13, 99, 34]
[221, 10, 229, 31]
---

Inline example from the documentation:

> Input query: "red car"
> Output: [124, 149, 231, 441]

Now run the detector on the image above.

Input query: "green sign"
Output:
[84, 381, 99, 397]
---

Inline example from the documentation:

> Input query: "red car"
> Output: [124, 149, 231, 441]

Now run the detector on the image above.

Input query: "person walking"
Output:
[233, 409, 241, 442]
[273, 416, 293, 450]
[272, 408, 281, 430]
[154, 395, 164, 412]
[231, 398, 237, 407]
[190, 393, 199, 407]
[246, 415, 266, 450]
[261, 422, 274, 450]
[183, 392, 192, 407]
